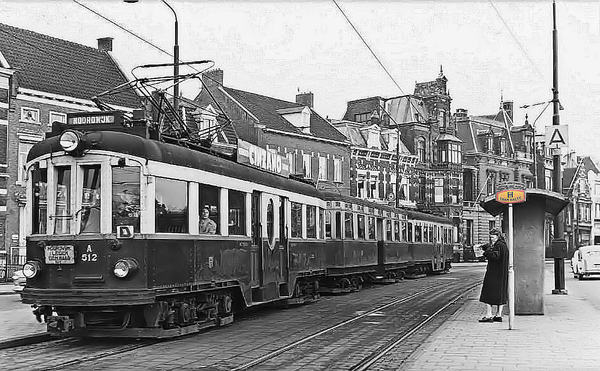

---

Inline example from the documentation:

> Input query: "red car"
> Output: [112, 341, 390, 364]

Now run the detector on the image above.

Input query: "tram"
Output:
[19, 67, 453, 337]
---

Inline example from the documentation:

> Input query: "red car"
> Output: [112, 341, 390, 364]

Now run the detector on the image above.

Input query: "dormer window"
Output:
[500, 138, 506, 155]
[487, 134, 493, 153]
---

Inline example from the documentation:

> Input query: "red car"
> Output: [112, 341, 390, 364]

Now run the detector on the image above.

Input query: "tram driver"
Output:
[200, 207, 217, 234]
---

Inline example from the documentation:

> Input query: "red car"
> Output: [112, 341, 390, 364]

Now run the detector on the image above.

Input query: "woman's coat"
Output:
[479, 238, 509, 305]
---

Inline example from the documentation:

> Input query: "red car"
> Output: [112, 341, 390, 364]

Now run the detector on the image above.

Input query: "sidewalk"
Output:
[401, 261, 600, 371]
[0, 282, 19, 295]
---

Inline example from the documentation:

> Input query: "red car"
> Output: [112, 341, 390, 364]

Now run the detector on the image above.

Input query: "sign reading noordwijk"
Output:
[66, 111, 123, 126]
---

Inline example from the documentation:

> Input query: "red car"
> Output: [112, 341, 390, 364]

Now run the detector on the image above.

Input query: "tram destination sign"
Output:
[66, 111, 124, 126]
[237, 139, 290, 177]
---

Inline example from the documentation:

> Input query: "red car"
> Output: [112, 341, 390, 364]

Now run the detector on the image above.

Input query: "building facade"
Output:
[0, 23, 141, 271]
[342, 69, 463, 244]
[455, 99, 537, 248]
[194, 69, 351, 195]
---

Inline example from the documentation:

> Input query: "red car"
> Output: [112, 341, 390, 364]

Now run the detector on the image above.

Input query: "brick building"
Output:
[341, 69, 463, 244]
[0, 23, 141, 269]
[194, 69, 351, 195]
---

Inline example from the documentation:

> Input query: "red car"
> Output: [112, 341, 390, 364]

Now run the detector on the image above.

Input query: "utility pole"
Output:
[551, 0, 568, 295]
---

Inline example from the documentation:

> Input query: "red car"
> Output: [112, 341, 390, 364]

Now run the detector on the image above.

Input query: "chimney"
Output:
[455, 108, 468, 119]
[97, 37, 113, 52]
[296, 92, 314, 108]
[502, 100, 514, 123]
[202, 69, 224, 88]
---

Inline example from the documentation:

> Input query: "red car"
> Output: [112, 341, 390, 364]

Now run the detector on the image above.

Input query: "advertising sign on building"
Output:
[237, 139, 290, 177]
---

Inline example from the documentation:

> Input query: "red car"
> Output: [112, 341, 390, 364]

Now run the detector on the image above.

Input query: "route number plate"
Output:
[45, 245, 75, 264]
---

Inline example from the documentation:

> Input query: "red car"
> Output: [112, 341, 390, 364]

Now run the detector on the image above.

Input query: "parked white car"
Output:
[572, 245, 600, 280]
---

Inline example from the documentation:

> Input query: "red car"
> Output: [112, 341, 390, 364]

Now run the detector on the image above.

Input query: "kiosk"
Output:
[481, 186, 569, 316]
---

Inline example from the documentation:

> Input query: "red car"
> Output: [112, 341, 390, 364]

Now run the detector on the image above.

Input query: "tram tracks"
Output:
[4, 269, 484, 371]
[231, 280, 480, 371]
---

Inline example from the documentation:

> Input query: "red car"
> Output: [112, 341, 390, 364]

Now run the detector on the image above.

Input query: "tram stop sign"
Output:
[496, 189, 526, 204]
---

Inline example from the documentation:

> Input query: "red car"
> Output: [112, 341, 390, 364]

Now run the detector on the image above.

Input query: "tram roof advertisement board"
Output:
[237, 139, 290, 177]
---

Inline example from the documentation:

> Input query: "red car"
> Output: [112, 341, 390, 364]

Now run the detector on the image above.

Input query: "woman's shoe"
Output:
[478, 317, 494, 323]
[493, 316, 503, 322]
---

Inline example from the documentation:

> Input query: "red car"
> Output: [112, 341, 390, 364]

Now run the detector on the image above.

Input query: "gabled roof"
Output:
[195, 84, 347, 143]
[386, 95, 429, 124]
[331, 120, 412, 155]
[456, 113, 512, 154]
[0, 23, 141, 108]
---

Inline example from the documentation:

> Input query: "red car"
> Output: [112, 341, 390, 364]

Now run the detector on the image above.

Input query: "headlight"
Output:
[113, 258, 138, 278]
[23, 261, 42, 279]
[59, 130, 81, 152]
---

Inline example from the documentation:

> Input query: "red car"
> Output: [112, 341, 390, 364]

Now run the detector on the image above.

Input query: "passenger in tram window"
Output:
[478, 228, 509, 323]
[199, 208, 217, 234]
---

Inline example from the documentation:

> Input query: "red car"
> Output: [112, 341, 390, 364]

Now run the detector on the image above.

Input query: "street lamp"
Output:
[125, 0, 179, 114]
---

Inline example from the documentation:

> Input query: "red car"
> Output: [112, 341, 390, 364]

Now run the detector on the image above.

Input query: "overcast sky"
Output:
[1, 0, 599, 158]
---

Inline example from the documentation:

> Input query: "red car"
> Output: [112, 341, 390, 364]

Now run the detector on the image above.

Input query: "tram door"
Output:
[433, 226, 443, 271]
[250, 191, 262, 288]
[251, 192, 287, 301]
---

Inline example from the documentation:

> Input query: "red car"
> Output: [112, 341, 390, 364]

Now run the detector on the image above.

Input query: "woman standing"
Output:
[479, 228, 509, 323]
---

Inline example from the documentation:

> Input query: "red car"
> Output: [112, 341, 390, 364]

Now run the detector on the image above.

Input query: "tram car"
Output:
[20, 111, 454, 338]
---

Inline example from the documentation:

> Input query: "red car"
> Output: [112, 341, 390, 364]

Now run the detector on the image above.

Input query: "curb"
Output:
[0, 290, 20, 296]
[0, 333, 52, 350]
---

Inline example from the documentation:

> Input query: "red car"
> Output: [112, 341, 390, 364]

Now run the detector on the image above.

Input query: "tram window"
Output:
[395, 221, 401, 241]
[79, 165, 101, 233]
[386, 220, 393, 241]
[199, 184, 219, 235]
[345, 212, 354, 239]
[319, 208, 325, 239]
[368, 217, 375, 240]
[112, 167, 140, 233]
[415, 224, 422, 243]
[407, 222, 413, 242]
[357, 215, 365, 240]
[307, 205, 317, 238]
[156, 178, 188, 233]
[423, 225, 428, 243]
[325, 211, 332, 239]
[228, 190, 245, 235]
[291, 202, 302, 238]
[54, 166, 71, 235]
[31, 168, 48, 234]
[429, 225, 434, 242]
[335, 211, 342, 239]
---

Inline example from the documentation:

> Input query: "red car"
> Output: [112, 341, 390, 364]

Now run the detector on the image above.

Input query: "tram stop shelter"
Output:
[481, 188, 569, 315]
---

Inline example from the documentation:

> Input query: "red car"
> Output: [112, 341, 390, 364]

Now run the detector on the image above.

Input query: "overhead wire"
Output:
[488, 1, 545, 81]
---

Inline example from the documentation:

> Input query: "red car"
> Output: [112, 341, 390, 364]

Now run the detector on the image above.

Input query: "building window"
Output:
[49, 112, 67, 125]
[302, 153, 312, 178]
[487, 135, 493, 153]
[500, 138, 506, 155]
[21, 107, 40, 123]
[434, 178, 444, 203]
[354, 112, 370, 123]
[489, 220, 496, 231]
[287, 152, 296, 175]
[17, 143, 33, 183]
[466, 219, 473, 246]
[318, 156, 327, 181]
[416, 137, 426, 162]
[333, 158, 342, 182]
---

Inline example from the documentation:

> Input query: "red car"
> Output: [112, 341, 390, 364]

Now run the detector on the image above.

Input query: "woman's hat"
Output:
[489, 228, 502, 236]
